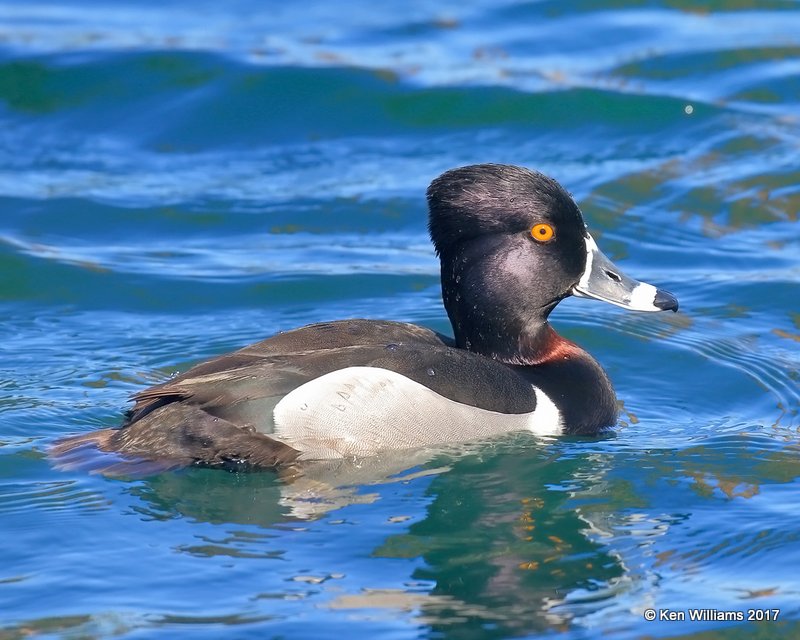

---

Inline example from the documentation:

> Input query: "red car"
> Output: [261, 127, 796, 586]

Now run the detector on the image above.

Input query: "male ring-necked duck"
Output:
[53, 164, 677, 470]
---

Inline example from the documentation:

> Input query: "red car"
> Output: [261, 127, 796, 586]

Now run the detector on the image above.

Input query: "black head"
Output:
[426, 164, 677, 363]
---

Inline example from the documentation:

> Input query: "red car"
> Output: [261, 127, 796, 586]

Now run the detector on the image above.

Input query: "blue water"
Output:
[2, 1, 800, 638]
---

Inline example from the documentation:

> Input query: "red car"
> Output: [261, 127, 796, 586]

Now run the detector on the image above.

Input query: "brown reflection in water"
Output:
[0, 614, 130, 640]
[367, 447, 627, 637]
[583, 143, 799, 237]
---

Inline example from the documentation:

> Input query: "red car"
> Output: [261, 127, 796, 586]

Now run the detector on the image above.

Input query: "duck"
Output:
[52, 164, 678, 471]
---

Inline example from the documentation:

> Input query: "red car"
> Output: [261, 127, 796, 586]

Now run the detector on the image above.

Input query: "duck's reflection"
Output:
[125, 446, 448, 524]
[363, 443, 626, 636]
[121, 434, 627, 636]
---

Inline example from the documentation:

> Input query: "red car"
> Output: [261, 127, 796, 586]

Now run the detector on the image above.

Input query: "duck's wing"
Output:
[127, 319, 453, 421]
[130, 337, 538, 424]
[117, 341, 543, 466]
[55, 320, 544, 470]
[236, 319, 453, 355]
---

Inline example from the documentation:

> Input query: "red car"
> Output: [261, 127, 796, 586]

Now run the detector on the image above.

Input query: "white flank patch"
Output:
[531, 387, 563, 436]
[272, 366, 562, 460]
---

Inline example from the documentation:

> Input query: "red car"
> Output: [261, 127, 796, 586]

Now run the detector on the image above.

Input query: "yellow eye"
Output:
[530, 223, 555, 242]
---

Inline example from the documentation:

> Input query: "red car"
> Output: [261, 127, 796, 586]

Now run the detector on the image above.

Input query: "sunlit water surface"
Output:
[2, 1, 800, 638]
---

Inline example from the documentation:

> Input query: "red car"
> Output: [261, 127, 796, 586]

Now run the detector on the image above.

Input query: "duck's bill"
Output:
[572, 234, 678, 312]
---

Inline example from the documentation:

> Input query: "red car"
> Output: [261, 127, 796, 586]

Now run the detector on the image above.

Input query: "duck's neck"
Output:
[517, 323, 583, 365]
[453, 319, 581, 367]
[450, 309, 618, 434]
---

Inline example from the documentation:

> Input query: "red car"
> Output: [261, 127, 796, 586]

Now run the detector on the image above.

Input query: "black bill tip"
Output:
[654, 289, 679, 312]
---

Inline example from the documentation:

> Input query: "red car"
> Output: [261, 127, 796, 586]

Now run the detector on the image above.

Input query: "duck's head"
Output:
[427, 164, 678, 364]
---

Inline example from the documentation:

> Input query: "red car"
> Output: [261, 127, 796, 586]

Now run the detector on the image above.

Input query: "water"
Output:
[2, 1, 800, 638]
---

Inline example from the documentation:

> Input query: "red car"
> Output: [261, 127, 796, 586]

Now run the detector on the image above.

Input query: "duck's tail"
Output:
[50, 403, 300, 476]
[49, 428, 186, 476]
[50, 429, 116, 457]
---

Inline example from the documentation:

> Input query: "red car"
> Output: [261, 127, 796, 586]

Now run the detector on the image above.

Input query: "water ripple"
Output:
[2, 2, 800, 638]
[0, 478, 109, 515]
